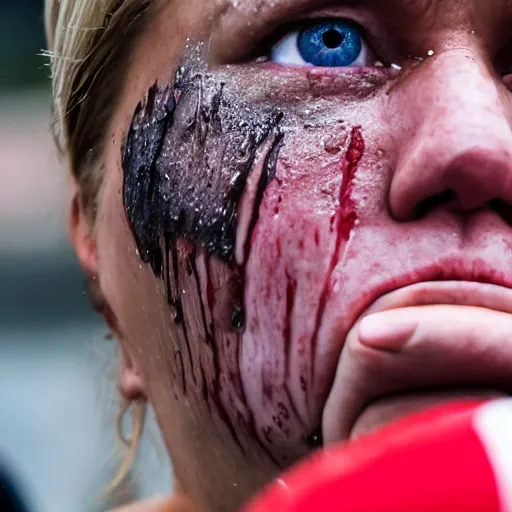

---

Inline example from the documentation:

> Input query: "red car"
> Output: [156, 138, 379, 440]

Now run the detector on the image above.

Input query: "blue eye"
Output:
[271, 20, 372, 67]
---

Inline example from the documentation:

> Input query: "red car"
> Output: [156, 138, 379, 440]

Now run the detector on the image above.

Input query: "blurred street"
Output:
[0, 17, 172, 512]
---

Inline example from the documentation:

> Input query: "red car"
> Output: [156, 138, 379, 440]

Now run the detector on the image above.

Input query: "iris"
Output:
[297, 21, 363, 67]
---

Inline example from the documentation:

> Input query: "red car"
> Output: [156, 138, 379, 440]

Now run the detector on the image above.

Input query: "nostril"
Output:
[415, 189, 456, 219]
[489, 198, 512, 225]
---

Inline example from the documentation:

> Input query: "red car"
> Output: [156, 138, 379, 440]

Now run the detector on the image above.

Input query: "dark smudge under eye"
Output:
[122, 67, 283, 275]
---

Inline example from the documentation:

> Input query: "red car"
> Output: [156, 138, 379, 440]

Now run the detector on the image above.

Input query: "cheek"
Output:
[117, 60, 376, 471]
[120, 72, 306, 468]
[241, 128, 366, 460]
[95, 164, 177, 370]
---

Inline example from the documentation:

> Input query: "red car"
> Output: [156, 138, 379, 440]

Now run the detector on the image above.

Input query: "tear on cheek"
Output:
[122, 70, 284, 275]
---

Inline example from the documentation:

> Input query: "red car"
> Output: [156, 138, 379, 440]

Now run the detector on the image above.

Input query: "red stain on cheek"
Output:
[337, 127, 365, 240]
[311, 127, 366, 373]
[207, 272, 216, 313]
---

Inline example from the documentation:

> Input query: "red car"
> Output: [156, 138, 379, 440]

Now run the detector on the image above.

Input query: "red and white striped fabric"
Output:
[243, 399, 512, 512]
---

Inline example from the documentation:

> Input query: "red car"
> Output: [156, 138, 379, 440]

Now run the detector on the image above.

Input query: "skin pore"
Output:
[72, 0, 512, 510]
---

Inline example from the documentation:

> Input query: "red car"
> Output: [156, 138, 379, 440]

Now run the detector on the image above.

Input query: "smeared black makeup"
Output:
[122, 62, 283, 275]
[121, 50, 291, 467]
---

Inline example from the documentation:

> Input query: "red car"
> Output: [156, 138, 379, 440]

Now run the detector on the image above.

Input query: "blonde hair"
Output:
[45, 0, 152, 220]
[45, 0, 153, 491]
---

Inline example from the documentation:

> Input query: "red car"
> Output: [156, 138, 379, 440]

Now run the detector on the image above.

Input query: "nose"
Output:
[388, 49, 512, 220]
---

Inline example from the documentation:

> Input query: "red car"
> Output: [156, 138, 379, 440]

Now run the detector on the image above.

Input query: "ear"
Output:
[119, 348, 146, 401]
[69, 181, 98, 277]
[69, 182, 146, 401]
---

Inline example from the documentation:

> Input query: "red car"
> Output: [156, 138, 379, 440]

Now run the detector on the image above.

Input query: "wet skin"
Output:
[86, 0, 512, 510]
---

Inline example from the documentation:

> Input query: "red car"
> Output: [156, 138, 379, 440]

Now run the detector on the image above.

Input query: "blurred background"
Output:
[0, 2, 172, 511]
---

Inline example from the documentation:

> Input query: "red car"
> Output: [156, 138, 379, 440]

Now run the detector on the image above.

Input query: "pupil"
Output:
[322, 29, 344, 49]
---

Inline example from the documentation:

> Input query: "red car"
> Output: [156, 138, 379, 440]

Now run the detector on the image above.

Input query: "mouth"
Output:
[321, 280, 512, 445]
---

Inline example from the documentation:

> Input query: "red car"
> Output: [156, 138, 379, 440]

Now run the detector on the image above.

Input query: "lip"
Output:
[321, 279, 512, 445]
[349, 260, 512, 331]
[364, 280, 512, 317]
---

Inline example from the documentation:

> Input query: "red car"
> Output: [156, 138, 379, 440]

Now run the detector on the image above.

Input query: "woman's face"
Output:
[83, 0, 512, 509]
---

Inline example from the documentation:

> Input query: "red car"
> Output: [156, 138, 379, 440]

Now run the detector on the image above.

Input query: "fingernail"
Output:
[359, 312, 418, 350]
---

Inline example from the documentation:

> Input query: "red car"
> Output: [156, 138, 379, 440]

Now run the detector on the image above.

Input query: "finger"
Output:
[349, 305, 512, 390]
[323, 305, 512, 442]
[359, 304, 512, 353]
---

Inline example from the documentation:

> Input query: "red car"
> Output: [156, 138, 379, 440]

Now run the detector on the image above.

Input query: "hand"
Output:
[324, 303, 512, 442]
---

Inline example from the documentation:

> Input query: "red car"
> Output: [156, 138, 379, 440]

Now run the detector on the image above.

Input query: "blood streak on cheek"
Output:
[310, 127, 365, 379]
[336, 127, 365, 241]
